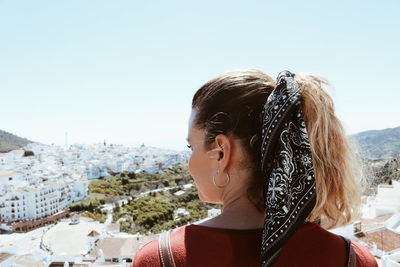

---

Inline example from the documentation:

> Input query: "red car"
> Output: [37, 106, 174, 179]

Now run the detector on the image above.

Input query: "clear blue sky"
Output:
[1, 0, 399, 150]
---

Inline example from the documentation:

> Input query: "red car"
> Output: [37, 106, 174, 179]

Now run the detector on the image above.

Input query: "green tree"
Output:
[23, 150, 34, 157]
[128, 172, 136, 179]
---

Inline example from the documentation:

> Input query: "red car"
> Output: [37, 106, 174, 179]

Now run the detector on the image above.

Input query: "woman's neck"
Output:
[197, 194, 265, 230]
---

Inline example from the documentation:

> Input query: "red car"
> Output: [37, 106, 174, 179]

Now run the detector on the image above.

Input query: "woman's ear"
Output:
[206, 147, 223, 160]
[213, 134, 231, 172]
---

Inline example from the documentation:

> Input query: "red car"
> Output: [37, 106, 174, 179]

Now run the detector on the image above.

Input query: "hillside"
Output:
[69, 164, 220, 234]
[362, 157, 400, 195]
[350, 126, 400, 159]
[0, 129, 33, 153]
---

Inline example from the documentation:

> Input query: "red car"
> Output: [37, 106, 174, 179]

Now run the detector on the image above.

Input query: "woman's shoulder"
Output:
[275, 222, 347, 266]
[351, 240, 378, 267]
[276, 222, 378, 267]
[132, 238, 159, 267]
[132, 226, 188, 267]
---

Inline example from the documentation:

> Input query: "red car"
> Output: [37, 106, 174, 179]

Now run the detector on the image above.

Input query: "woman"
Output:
[133, 70, 378, 267]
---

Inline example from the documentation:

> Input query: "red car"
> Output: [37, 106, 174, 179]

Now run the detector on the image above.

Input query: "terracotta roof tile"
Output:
[356, 228, 400, 252]
[357, 214, 393, 232]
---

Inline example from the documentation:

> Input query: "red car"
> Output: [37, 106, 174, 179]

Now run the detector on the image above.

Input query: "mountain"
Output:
[0, 129, 33, 153]
[350, 126, 400, 159]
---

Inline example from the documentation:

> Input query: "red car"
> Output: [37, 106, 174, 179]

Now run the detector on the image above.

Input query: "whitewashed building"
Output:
[364, 180, 400, 218]
[0, 178, 88, 225]
[382, 252, 400, 267]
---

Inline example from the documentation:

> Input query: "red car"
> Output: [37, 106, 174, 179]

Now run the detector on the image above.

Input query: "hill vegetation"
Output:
[0, 129, 33, 153]
[88, 164, 193, 197]
[67, 164, 220, 234]
[114, 186, 217, 234]
[362, 157, 400, 195]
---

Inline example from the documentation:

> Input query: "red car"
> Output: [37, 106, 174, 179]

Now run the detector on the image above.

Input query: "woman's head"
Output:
[187, 69, 362, 229]
[187, 70, 275, 207]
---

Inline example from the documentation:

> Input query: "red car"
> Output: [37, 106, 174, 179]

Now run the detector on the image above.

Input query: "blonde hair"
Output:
[295, 73, 362, 229]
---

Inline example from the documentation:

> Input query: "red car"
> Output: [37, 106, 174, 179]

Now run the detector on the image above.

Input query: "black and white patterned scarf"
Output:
[260, 70, 317, 266]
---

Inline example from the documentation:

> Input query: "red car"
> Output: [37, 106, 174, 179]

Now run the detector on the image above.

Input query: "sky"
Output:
[1, 0, 399, 151]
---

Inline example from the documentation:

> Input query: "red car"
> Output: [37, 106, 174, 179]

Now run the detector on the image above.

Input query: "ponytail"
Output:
[295, 73, 362, 229]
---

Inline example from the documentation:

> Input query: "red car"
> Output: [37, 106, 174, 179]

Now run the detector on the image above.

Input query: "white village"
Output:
[0, 142, 193, 266]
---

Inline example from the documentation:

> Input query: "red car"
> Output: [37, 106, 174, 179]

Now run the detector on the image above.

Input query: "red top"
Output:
[132, 222, 378, 267]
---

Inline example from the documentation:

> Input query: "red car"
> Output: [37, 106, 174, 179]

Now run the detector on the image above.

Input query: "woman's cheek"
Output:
[187, 154, 195, 177]
[197, 188, 205, 201]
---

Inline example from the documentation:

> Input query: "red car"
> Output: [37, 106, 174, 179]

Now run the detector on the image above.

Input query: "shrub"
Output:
[23, 150, 34, 157]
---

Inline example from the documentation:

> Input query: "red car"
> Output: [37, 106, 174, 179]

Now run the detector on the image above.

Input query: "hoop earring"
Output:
[212, 170, 231, 188]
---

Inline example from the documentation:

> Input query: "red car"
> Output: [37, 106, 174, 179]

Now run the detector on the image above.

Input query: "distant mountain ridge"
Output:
[350, 126, 400, 159]
[1, 126, 399, 159]
[0, 129, 33, 153]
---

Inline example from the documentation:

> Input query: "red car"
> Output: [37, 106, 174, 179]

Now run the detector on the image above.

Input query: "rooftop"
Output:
[92, 237, 137, 258]
[356, 228, 400, 252]
[91, 235, 157, 259]
[13, 254, 43, 267]
[378, 184, 394, 188]
[42, 218, 107, 256]
[88, 230, 100, 237]
[358, 214, 393, 232]
[0, 170, 22, 179]
[0, 252, 13, 262]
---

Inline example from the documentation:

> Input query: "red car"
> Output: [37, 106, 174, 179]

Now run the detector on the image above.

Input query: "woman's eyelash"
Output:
[187, 144, 192, 150]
